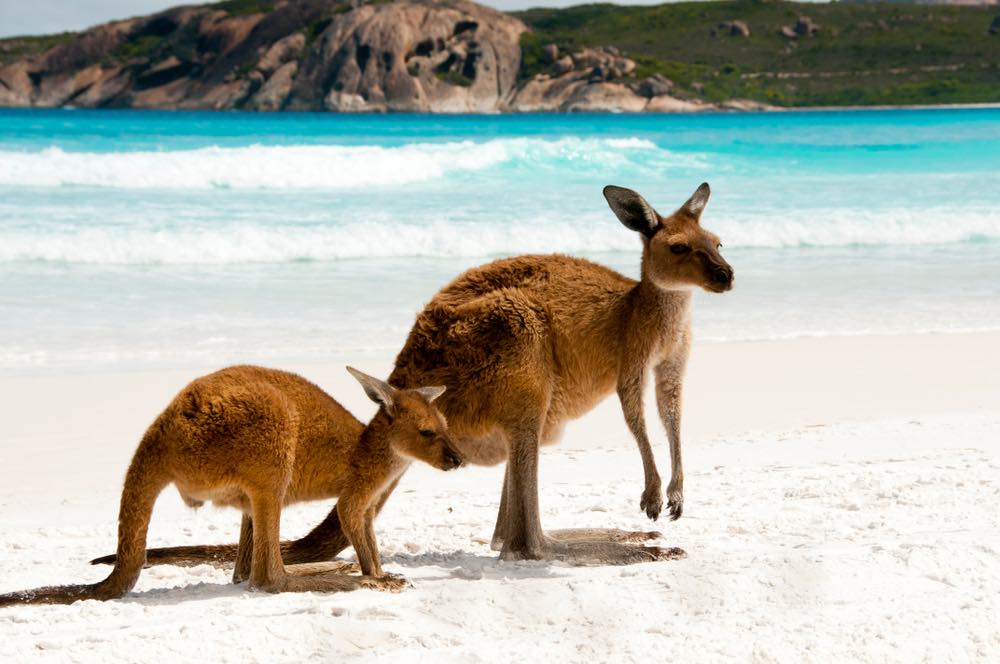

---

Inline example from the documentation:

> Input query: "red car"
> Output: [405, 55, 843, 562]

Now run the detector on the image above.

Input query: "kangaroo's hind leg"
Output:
[243, 488, 401, 594]
[93, 488, 390, 572]
[245, 488, 290, 593]
[498, 387, 684, 564]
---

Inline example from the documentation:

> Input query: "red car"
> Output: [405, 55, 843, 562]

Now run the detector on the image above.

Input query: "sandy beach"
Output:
[1, 331, 997, 662]
[2, 104, 998, 662]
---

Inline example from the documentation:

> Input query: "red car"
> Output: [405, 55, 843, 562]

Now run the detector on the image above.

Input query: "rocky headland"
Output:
[1, 0, 997, 112]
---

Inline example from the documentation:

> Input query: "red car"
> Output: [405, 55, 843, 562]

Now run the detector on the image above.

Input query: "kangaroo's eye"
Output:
[419, 429, 435, 438]
[670, 244, 691, 255]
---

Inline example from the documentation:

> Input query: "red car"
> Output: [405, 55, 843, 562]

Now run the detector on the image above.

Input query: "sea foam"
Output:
[0, 207, 996, 264]
[0, 137, 673, 190]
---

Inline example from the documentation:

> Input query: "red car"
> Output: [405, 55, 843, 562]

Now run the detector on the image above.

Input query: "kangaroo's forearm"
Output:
[617, 371, 661, 486]
[654, 362, 685, 520]
[618, 366, 666, 521]
[654, 368, 684, 471]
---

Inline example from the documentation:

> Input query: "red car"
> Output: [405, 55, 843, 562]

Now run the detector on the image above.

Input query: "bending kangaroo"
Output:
[0, 365, 460, 606]
[93, 183, 732, 567]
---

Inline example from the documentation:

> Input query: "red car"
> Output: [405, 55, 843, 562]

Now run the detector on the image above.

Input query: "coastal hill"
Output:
[1, 0, 998, 111]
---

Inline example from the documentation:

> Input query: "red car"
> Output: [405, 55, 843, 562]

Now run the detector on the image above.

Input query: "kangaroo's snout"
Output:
[442, 444, 464, 470]
[710, 264, 734, 291]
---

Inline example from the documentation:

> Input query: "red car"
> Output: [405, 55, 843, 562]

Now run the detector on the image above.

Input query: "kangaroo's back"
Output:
[428, 254, 635, 310]
[182, 366, 364, 445]
[169, 366, 365, 504]
[391, 254, 636, 380]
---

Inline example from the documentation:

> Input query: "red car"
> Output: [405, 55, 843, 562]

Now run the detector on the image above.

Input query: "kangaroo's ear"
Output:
[414, 385, 446, 403]
[603, 185, 660, 238]
[680, 182, 711, 219]
[346, 366, 396, 415]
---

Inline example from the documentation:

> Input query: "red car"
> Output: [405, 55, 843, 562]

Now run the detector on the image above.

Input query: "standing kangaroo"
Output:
[91, 183, 732, 567]
[0, 365, 461, 606]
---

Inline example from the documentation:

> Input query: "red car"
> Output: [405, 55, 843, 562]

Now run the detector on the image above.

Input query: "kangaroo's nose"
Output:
[712, 265, 733, 285]
[444, 448, 463, 469]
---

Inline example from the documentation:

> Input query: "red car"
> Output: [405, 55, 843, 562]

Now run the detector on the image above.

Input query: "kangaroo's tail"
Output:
[89, 542, 238, 568]
[90, 503, 351, 568]
[0, 427, 169, 607]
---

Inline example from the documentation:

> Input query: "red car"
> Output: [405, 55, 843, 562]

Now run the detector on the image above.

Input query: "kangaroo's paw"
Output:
[640, 480, 663, 521]
[666, 481, 684, 521]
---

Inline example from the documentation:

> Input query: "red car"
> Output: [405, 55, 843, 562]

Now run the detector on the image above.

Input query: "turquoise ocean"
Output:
[0, 109, 998, 374]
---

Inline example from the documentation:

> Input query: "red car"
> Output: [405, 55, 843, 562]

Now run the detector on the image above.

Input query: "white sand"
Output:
[1, 332, 998, 662]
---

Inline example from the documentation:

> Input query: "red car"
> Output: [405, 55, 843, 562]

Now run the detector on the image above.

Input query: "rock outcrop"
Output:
[286, 1, 523, 112]
[0, 0, 525, 112]
[717, 20, 751, 38]
[781, 16, 820, 39]
[505, 45, 708, 113]
[0, 0, 766, 113]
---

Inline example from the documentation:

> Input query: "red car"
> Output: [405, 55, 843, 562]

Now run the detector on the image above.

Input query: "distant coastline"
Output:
[1, 0, 998, 113]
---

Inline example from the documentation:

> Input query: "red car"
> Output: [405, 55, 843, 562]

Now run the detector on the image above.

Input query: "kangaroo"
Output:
[90, 183, 732, 568]
[0, 365, 461, 606]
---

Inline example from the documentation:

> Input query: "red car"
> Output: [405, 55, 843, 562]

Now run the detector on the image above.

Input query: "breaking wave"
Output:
[0, 207, 996, 264]
[0, 137, 677, 190]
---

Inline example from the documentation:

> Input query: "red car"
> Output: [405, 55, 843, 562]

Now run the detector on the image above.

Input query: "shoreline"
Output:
[2, 329, 997, 496]
[4, 102, 1000, 115]
[762, 101, 1000, 113]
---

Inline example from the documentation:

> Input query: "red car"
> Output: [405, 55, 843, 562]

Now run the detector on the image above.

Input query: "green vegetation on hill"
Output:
[216, 0, 276, 16]
[1, 0, 997, 108]
[0, 32, 75, 64]
[516, 1, 1000, 106]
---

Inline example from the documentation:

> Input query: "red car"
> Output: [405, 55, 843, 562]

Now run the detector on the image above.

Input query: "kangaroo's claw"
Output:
[667, 495, 683, 521]
[360, 573, 409, 593]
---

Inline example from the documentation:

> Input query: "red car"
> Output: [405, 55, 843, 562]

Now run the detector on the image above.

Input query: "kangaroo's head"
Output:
[603, 183, 733, 293]
[346, 367, 463, 471]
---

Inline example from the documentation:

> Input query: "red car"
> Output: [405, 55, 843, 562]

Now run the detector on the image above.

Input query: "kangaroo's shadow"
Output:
[382, 550, 571, 582]
[88, 549, 566, 606]
[110, 580, 260, 607]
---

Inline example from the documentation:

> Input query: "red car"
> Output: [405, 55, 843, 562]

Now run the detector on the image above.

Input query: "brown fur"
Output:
[105, 183, 731, 568]
[385, 183, 732, 562]
[0, 365, 460, 606]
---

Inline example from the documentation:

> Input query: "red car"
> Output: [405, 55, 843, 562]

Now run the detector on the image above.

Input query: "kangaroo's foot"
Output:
[252, 572, 363, 594]
[250, 568, 402, 594]
[250, 563, 410, 593]
[286, 561, 362, 577]
[548, 528, 663, 544]
[499, 534, 685, 565]
[492, 528, 662, 551]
